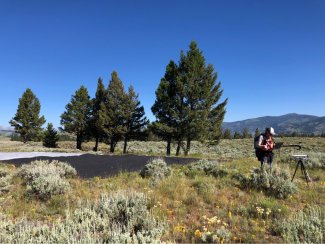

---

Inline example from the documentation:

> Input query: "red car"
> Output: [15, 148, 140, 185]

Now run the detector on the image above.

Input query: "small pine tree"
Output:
[254, 128, 260, 137]
[10, 88, 46, 143]
[43, 123, 59, 148]
[223, 128, 232, 139]
[60, 86, 92, 150]
[242, 128, 252, 138]
[233, 132, 241, 139]
[123, 86, 149, 153]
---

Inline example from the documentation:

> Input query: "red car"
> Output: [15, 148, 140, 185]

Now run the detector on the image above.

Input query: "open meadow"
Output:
[0, 137, 324, 243]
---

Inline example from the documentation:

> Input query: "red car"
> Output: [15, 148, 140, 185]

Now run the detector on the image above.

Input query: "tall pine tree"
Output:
[10, 88, 46, 143]
[178, 41, 228, 155]
[99, 71, 128, 153]
[60, 86, 92, 150]
[151, 60, 179, 156]
[123, 86, 149, 153]
[90, 78, 107, 151]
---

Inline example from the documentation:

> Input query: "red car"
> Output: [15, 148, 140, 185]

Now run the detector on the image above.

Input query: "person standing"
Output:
[255, 127, 276, 170]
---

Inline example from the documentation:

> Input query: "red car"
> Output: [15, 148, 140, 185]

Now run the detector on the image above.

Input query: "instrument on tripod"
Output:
[291, 154, 311, 184]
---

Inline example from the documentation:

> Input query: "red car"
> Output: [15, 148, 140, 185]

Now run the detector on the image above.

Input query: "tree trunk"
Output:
[166, 138, 171, 156]
[176, 141, 181, 156]
[110, 139, 115, 153]
[123, 138, 128, 154]
[185, 138, 191, 156]
[76, 135, 82, 150]
[93, 137, 99, 152]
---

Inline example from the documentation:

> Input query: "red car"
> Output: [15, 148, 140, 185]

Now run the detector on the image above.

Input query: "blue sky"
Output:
[0, 0, 324, 128]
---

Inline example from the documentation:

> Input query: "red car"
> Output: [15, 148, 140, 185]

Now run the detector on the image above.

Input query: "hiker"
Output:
[254, 127, 276, 170]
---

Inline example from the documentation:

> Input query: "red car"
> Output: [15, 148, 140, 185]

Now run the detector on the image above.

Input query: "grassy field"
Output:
[0, 137, 324, 242]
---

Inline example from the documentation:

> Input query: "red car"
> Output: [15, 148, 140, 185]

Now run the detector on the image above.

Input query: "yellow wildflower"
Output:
[228, 211, 232, 219]
[174, 225, 186, 233]
[194, 229, 202, 238]
[207, 216, 219, 224]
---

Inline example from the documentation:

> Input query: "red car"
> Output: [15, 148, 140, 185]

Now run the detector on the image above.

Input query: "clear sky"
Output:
[0, 0, 324, 128]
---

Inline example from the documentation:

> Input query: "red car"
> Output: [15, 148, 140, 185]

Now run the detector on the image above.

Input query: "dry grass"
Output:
[0, 137, 324, 242]
[2, 137, 325, 159]
[0, 154, 324, 242]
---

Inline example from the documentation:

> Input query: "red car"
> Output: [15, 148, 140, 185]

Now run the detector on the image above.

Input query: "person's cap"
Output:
[269, 127, 276, 135]
[266, 127, 276, 135]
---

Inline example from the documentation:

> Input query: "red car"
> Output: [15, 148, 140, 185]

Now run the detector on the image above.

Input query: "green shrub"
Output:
[0, 167, 13, 194]
[0, 191, 166, 243]
[276, 206, 325, 243]
[18, 160, 76, 200]
[201, 226, 232, 243]
[140, 158, 171, 184]
[306, 152, 325, 168]
[192, 177, 215, 204]
[186, 159, 228, 178]
[19, 160, 77, 181]
[26, 174, 70, 201]
[238, 166, 297, 199]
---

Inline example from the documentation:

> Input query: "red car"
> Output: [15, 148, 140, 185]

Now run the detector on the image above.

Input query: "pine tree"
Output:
[223, 128, 232, 139]
[99, 71, 128, 153]
[9, 88, 46, 143]
[254, 128, 260, 137]
[123, 86, 149, 153]
[90, 78, 107, 152]
[233, 132, 241, 139]
[60, 86, 92, 150]
[43, 123, 59, 148]
[242, 128, 252, 138]
[151, 60, 179, 156]
[178, 41, 227, 155]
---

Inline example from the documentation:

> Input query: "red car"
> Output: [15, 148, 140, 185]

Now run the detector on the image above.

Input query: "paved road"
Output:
[0, 152, 83, 161]
[1, 154, 199, 178]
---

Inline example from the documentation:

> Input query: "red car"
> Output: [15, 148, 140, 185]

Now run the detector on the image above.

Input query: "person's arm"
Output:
[258, 135, 267, 150]
[258, 135, 269, 151]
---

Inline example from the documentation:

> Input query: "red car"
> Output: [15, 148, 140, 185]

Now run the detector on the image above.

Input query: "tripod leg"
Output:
[301, 163, 311, 184]
[291, 161, 300, 182]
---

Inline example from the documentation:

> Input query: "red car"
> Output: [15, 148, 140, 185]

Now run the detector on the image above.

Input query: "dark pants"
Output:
[259, 152, 273, 170]
[256, 149, 274, 170]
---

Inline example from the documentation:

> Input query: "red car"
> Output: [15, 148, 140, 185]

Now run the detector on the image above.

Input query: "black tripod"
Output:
[291, 155, 311, 184]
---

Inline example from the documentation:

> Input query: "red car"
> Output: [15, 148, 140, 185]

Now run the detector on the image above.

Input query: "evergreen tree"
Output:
[99, 71, 128, 153]
[9, 88, 46, 143]
[242, 128, 252, 138]
[223, 128, 232, 139]
[43, 123, 59, 148]
[233, 132, 241, 139]
[254, 128, 260, 137]
[123, 86, 149, 153]
[178, 41, 227, 155]
[151, 61, 180, 156]
[60, 86, 92, 150]
[90, 78, 107, 152]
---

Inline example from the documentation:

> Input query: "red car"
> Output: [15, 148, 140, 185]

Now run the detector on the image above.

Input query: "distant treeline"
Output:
[222, 127, 325, 139]
[8, 41, 227, 156]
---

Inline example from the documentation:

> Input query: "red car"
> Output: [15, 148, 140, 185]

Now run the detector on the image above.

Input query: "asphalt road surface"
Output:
[1, 154, 199, 178]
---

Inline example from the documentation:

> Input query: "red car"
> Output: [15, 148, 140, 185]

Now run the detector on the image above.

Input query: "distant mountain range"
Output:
[0, 126, 14, 132]
[222, 113, 325, 135]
